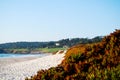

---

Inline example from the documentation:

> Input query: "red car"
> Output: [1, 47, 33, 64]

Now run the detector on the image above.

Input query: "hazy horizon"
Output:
[0, 0, 120, 43]
[0, 36, 104, 44]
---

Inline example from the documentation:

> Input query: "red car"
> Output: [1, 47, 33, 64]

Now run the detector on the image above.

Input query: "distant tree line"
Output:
[0, 36, 103, 50]
[57, 36, 103, 47]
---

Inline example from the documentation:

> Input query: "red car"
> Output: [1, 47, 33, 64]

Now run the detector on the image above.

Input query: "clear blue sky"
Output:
[0, 0, 120, 43]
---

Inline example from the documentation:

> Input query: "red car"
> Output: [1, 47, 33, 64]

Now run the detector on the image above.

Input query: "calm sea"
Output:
[0, 53, 49, 58]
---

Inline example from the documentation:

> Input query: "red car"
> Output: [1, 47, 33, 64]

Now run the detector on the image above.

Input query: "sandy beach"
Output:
[0, 51, 65, 80]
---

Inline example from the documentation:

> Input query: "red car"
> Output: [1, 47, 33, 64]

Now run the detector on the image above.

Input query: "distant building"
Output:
[55, 43, 60, 46]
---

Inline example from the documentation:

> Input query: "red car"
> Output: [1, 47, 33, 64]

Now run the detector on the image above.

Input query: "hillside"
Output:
[0, 37, 102, 53]
[26, 29, 120, 80]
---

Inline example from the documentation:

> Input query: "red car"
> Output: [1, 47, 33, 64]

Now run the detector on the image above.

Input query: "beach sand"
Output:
[0, 51, 65, 80]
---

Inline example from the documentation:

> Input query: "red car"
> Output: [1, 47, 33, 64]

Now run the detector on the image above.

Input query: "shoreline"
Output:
[0, 53, 51, 58]
[0, 51, 65, 80]
[0, 56, 41, 67]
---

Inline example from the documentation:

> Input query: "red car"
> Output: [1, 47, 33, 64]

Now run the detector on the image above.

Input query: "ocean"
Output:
[0, 53, 49, 58]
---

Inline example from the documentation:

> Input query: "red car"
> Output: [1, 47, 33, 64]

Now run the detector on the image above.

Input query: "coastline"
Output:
[0, 51, 65, 80]
[0, 56, 40, 67]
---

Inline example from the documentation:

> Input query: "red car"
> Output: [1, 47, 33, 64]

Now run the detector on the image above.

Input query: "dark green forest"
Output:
[0, 36, 102, 49]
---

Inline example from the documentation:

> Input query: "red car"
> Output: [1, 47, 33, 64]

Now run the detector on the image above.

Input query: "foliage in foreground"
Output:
[26, 29, 120, 80]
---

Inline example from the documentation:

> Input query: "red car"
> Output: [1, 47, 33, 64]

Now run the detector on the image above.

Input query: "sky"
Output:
[0, 0, 120, 43]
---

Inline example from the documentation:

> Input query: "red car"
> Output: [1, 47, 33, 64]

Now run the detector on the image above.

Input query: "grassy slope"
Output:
[35, 48, 67, 53]
[6, 47, 66, 53]
[26, 29, 120, 80]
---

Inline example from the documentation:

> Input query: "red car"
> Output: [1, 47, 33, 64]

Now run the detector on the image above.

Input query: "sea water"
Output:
[0, 53, 49, 58]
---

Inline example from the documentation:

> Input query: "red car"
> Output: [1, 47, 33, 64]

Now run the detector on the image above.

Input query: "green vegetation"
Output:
[5, 48, 30, 53]
[0, 36, 102, 53]
[35, 47, 67, 53]
[8, 48, 29, 52]
[26, 29, 120, 80]
[4, 47, 66, 54]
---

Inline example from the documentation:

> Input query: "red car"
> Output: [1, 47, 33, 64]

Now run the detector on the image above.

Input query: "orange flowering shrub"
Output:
[26, 29, 120, 80]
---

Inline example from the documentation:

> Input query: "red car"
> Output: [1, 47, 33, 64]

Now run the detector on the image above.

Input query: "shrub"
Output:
[26, 29, 120, 80]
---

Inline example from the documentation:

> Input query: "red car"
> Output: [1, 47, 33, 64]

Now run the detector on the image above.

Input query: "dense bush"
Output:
[26, 29, 120, 80]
